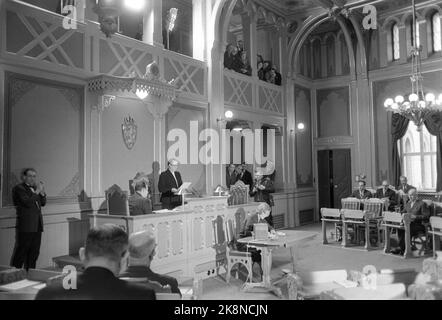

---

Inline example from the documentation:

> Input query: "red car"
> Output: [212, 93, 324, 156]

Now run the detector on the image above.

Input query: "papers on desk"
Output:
[334, 279, 358, 289]
[0, 279, 41, 291]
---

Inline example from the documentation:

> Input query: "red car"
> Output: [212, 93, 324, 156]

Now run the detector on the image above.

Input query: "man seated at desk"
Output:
[391, 189, 430, 255]
[120, 231, 181, 296]
[158, 159, 183, 210]
[396, 176, 416, 209]
[376, 180, 397, 211]
[128, 181, 152, 216]
[351, 180, 373, 200]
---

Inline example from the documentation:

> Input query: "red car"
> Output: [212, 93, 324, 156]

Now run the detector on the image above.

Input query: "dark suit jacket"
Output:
[238, 170, 253, 187]
[120, 265, 181, 295]
[35, 267, 156, 300]
[351, 189, 373, 200]
[158, 170, 183, 209]
[226, 171, 238, 189]
[128, 193, 152, 216]
[375, 188, 397, 210]
[403, 199, 430, 223]
[13, 183, 46, 233]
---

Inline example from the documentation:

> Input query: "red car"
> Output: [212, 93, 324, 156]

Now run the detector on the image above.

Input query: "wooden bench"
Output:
[382, 212, 412, 258]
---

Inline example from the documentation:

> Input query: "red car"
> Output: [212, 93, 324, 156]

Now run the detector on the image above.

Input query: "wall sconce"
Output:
[217, 110, 234, 125]
[290, 122, 307, 135]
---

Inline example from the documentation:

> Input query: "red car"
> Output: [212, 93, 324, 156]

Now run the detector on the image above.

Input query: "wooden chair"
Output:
[106, 184, 129, 216]
[341, 209, 369, 249]
[228, 181, 249, 206]
[381, 212, 412, 258]
[361, 198, 385, 247]
[225, 217, 253, 284]
[341, 198, 362, 210]
[320, 208, 342, 244]
[429, 216, 442, 258]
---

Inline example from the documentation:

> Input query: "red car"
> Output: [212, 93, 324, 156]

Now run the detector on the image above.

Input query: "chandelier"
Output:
[384, 0, 442, 131]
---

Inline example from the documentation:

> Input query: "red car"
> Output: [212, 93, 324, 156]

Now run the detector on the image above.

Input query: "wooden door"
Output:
[332, 149, 352, 209]
[318, 150, 332, 209]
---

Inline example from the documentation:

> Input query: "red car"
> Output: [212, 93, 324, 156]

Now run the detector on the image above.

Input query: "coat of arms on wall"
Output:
[122, 116, 137, 150]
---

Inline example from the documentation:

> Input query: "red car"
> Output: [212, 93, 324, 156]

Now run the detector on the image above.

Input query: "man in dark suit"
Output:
[351, 180, 372, 200]
[120, 231, 181, 296]
[35, 224, 156, 300]
[396, 176, 415, 208]
[375, 180, 397, 211]
[158, 159, 183, 209]
[391, 189, 429, 255]
[128, 181, 152, 216]
[11, 168, 46, 271]
[226, 164, 238, 189]
[236, 164, 253, 188]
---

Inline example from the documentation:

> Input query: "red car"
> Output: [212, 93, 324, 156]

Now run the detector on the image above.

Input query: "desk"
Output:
[237, 230, 317, 297]
[90, 199, 259, 277]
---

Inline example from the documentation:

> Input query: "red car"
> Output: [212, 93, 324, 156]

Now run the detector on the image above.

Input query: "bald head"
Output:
[128, 231, 156, 262]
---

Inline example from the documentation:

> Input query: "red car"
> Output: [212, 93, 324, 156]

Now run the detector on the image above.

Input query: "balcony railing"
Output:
[0, 0, 207, 101]
[223, 69, 284, 115]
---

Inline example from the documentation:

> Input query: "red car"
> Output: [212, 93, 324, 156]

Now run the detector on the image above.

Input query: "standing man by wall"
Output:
[11, 168, 46, 270]
[158, 159, 183, 210]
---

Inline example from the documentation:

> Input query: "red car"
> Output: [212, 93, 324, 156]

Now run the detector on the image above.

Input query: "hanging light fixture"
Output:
[384, 0, 442, 131]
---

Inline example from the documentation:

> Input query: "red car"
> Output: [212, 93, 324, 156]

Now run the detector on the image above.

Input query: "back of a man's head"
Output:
[84, 224, 129, 264]
[128, 231, 156, 264]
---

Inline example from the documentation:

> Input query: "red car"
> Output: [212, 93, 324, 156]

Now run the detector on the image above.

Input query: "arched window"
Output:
[432, 12, 441, 52]
[400, 122, 437, 190]
[392, 23, 400, 60]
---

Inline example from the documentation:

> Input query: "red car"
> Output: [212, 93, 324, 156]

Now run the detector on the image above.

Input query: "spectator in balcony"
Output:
[257, 61, 265, 81]
[272, 65, 282, 86]
[224, 44, 239, 70]
[237, 40, 244, 53]
[237, 51, 252, 76]
[266, 69, 276, 84]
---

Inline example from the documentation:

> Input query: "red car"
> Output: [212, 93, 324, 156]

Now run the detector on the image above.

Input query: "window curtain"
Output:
[424, 112, 442, 192]
[391, 114, 410, 187]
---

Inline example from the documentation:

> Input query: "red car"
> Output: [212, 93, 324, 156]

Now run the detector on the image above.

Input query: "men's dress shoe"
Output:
[390, 248, 402, 255]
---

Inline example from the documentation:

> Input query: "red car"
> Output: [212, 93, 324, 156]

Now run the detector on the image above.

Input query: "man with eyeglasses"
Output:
[11, 168, 46, 270]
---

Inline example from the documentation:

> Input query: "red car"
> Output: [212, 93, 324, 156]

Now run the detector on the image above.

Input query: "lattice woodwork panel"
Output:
[156, 222, 170, 259]
[5, 10, 85, 69]
[164, 55, 205, 97]
[223, 73, 253, 108]
[259, 85, 283, 114]
[99, 39, 154, 77]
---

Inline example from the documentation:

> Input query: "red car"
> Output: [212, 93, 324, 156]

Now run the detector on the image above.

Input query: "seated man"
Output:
[237, 203, 275, 264]
[36, 224, 156, 300]
[129, 181, 152, 216]
[120, 231, 181, 296]
[351, 180, 372, 200]
[375, 180, 397, 211]
[391, 189, 430, 255]
[396, 176, 416, 209]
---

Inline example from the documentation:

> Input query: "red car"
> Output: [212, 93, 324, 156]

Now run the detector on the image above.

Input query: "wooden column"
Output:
[143, 0, 163, 47]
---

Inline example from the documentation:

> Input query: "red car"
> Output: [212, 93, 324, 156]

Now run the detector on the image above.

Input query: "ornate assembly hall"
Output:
[0, 0, 442, 302]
